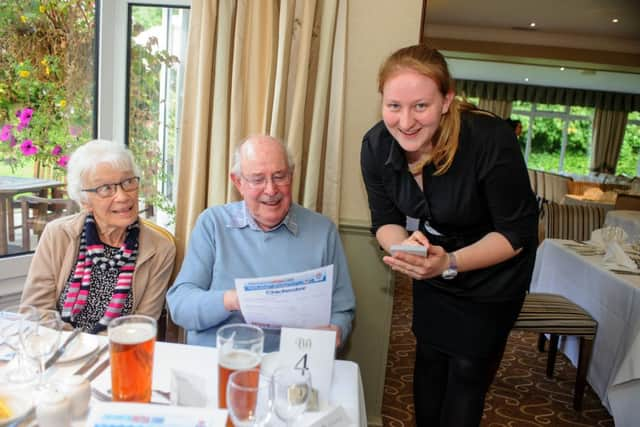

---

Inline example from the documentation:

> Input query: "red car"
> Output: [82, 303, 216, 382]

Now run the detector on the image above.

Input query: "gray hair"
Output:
[67, 139, 140, 205]
[230, 135, 295, 176]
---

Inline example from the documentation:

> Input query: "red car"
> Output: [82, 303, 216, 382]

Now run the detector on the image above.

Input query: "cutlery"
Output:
[45, 328, 82, 369]
[86, 357, 110, 381]
[73, 343, 109, 375]
[610, 269, 640, 276]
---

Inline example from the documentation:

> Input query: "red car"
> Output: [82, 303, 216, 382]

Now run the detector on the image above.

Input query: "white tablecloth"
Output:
[530, 239, 640, 427]
[2, 339, 366, 426]
[605, 210, 640, 242]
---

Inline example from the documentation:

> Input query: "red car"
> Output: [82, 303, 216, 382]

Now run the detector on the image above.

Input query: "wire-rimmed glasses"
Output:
[0, 304, 38, 384]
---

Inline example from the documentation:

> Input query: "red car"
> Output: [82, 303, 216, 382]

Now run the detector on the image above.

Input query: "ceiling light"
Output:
[524, 77, 529, 82]
[529, 22, 536, 28]
[560, 67, 565, 71]
[612, 18, 619, 23]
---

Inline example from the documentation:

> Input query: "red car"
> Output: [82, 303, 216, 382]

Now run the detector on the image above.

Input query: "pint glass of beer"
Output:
[217, 324, 264, 409]
[108, 315, 156, 402]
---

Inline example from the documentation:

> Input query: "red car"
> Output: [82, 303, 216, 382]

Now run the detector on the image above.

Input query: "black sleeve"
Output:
[360, 132, 406, 235]
[476, 118, 539, 249]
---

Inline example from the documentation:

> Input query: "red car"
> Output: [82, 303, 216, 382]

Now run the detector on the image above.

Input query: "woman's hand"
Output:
[382, 231, 449, 280]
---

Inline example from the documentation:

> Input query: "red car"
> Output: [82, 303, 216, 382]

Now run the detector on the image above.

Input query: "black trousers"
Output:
[413, 341, 504, 427]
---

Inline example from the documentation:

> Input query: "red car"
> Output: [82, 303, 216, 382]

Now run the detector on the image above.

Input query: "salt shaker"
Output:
[35, 390, 72, 427]
[57, 374, 91, 419]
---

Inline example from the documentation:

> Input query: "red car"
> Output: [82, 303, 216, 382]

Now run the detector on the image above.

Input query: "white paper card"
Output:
[86, 401, 227, 427]
[236, 265, 333, 329]
[279, 327, 336, 408]
[307, 405, 352, 427]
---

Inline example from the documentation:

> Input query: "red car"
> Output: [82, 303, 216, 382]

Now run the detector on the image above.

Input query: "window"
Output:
[512, 101, 594, 175]
[617, 111, 640, 177]
[0, 0, 97, 258]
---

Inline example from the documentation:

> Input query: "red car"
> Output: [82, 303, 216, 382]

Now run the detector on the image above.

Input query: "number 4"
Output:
[295, 353, 309, 374]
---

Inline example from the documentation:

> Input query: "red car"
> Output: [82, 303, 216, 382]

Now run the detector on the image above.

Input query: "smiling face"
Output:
[82, 163, 139, 233]
[231, 137, 293, 231]
[381, 69, 454, 156]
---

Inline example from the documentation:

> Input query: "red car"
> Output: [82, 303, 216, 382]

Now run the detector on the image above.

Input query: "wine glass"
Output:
[272, 367, 312, 426]
[226, 369, 272, 427]
[19, 309, 63, 389]
[0, 304, 38, 384]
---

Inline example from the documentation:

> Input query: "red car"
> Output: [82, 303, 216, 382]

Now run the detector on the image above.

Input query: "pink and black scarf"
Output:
[61, 214, 139, 333]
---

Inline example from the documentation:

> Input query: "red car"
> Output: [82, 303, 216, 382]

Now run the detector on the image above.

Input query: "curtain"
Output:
[590, 108, 628, 173]
[174, 0, 347, 259]
[457, 79, 640, 112]
[478, 98, 512, 119]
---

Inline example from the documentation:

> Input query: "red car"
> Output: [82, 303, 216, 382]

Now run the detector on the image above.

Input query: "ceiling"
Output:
[423, 0, 640, 94]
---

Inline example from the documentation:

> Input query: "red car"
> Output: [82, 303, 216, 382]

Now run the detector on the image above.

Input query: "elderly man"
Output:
[167, 135, 355, 352]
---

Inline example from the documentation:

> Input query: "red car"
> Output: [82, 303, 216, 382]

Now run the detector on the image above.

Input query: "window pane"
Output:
[0, 0, 96, 257]
[527, 117, 563, 172]
[128, 5, 189, 230]
[536, 103, 566, 113]
[570, 105, 593, 116]
[512, 100, 532, 111]
[564, 119, 592, 175]
[617, 122, 640, 177]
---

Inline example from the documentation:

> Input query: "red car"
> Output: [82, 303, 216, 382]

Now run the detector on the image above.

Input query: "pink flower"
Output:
[69, 126, 82, 137]
[51, 145, 62, 156]
[20, 139, 38, 156]
[0, 125, 12, 141]
[19, 108, 33, 123]
[57, 155, 69, 168]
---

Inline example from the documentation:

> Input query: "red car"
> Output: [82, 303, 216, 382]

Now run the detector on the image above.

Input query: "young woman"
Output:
[360, 44, 539, 426]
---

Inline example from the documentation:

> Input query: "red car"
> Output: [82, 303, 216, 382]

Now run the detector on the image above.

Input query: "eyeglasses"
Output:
[82, 176, 140, 198]
[240, 172, 292, 189]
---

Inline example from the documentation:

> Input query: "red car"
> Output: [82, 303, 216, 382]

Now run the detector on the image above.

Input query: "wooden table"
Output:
[0, 176, 64, 255]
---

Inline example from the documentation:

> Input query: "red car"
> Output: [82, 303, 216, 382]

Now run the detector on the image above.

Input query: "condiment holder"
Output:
[57, 374, 91, 419]
[35, 390, 72, 427]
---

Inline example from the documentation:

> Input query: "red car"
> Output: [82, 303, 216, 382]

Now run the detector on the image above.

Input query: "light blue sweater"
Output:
[166, 202, 356, 352]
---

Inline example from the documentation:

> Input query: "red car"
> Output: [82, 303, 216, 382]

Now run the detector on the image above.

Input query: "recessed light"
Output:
[612, 18, 619, 23]
[524, 77, 529, 82]
[529, 22, 536, 28]
[560, 67, 565, 71]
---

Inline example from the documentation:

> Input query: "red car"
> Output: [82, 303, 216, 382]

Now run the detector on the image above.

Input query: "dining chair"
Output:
[513, 293, 597, 410]
[541, 201, 606, 242]
[139, 218, 178, 343]
[18, 195, 79, 251]
[614, 193, 640, 211]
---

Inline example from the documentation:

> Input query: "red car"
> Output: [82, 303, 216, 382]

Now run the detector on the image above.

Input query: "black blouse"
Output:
[360, 111, 539, 301]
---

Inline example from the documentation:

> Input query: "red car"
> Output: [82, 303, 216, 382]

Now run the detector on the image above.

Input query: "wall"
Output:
[338, 1, 422, 425]
[340, 0, 422, 225]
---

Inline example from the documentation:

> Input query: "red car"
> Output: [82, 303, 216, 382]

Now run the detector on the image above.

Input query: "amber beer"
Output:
[218, 349, 261, 409]
[108, 315, 157, 402]
[216, 324, 264, 410]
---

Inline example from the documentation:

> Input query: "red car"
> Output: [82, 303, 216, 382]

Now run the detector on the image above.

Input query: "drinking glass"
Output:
[226, 369, 272, 427]
[108, 315, 157, 402]
[0, 304, 38, 384]
[19, 309, 63, 389]
[217, 324, 264, 409]
[272, 366, 312, 426]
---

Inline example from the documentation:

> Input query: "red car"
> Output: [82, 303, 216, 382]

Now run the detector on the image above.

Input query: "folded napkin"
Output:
[590, 226, 628, 249]
[603, 241, 638, 271]
[170, 368, 208, 407]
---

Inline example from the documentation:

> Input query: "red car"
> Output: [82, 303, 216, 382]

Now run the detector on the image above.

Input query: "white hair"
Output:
[230, 135, 295, 176]
[67, 139, 140, 205]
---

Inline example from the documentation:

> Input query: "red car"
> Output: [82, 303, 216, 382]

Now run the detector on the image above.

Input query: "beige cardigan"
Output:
[21, 212, 176, 321]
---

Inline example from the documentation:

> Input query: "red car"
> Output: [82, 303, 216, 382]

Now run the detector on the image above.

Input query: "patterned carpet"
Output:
[382, 275, 614, 427]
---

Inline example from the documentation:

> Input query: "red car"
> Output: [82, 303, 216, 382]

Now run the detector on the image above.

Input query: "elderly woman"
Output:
[21, 139, 176, 334]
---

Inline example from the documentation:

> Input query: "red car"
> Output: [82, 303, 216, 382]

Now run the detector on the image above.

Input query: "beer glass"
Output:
[108, 315, 156, 402]
[217, 324, 264, 409]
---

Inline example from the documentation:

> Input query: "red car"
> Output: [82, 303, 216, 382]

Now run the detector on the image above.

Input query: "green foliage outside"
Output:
[513, 102, 639, 177]
[0, 0, 94, 177]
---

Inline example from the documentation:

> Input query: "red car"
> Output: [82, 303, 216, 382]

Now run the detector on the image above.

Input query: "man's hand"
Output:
[223, 290, 240, 311]
[315, 324, 342, 348]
